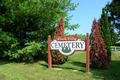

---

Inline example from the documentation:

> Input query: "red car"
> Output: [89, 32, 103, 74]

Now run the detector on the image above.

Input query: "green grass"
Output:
[0, 46, 120, 80]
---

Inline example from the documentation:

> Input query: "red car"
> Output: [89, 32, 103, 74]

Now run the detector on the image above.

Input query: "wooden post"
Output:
[86, 33, 90, 73]
[48, 35, 52, 68]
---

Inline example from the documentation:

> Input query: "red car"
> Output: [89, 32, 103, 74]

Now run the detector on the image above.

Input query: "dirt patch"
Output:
[72, 70, 79, 72]
[54, 68, 62, 70]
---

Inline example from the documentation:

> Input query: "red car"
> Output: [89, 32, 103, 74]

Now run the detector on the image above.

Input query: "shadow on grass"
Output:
[69, 61, 86, 68]
[39, 62, 86, 73]
[0, 58, 12, 66]
[0, 57, 120, 80]
[90, 61, 120, 80]
[0, 57, 45, 66]
[39, 60, 120, 80]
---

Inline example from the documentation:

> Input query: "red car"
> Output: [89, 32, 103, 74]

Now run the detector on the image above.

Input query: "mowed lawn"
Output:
[0, 46, 120, 80]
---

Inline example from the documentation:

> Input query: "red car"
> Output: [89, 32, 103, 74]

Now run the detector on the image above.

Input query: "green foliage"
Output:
[110, 30, 119, 45]
[15, 42, 43, 62]
[0, 0, 79, 62]
[74, 33, 86, 40]
[105, 0, 120, 35]
[0, 28, 46, 62]
[65, 32, 86, 40]
[0, 28, 19, 58]
[100, 8, 112, 56]
[51, 51, 68, 64]
[62, 55, 68, 63]
[0, 0, 80, 45]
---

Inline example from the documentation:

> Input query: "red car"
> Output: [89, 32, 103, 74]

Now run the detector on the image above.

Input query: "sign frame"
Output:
[48, 33, 90, 73]
[50, 35, 86, 56]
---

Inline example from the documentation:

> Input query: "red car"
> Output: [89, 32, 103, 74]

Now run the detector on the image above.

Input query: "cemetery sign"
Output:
[48, 34, 90, 73]
[50, 37, 85, 56]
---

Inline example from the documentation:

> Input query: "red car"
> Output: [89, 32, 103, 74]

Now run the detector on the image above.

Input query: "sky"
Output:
[65, 0, 112, 36]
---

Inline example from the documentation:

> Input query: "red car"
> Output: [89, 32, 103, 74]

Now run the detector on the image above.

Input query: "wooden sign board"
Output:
[48, 33, 90, 73]
[51, 35, 86, 56]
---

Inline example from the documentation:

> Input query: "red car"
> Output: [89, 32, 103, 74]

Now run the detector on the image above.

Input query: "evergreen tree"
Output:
[90, 18, 110, 69]
[100, 8, 112, 57]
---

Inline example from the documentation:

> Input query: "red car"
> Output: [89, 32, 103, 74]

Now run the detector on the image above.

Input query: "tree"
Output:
[0, 0, 80, 62]
[110, 29, 119, 45]
[90, 18, 111, 68]
[105, 0, 120, 36]
[65, 33, 86, 40]
[75, 33, 86, 40]
[52, 17, 68, 64]
[100, 8, 112, 57]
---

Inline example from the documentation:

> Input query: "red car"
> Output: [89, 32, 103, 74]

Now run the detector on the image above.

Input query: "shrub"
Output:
[0, 28, 18, 58]
[3, 41, 43, 62]
[0, 28, 47, 62]
[51, 50, 68, 64]
[0, 28, 68, 63]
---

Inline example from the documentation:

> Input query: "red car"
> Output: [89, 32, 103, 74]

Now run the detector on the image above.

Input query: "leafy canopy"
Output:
[105, 0, 120, 35]
[0, 0, 80, 62]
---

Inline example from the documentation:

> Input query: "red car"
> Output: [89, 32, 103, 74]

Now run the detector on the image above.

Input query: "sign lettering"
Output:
[51, 39, 85, 56]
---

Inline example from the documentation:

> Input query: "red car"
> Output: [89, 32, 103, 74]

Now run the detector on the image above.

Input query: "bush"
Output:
[0, 28, 18, 58]
[51, 50, 68, 64]
[0, 28, 67, 63]
[0, 28, 48, 62]
[3, 41, 44, 62]
[14, 42, 43, 62]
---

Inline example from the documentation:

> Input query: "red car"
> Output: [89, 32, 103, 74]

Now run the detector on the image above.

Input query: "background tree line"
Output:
[89, 0, 120, 46]
[105, 0, 120, 45]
